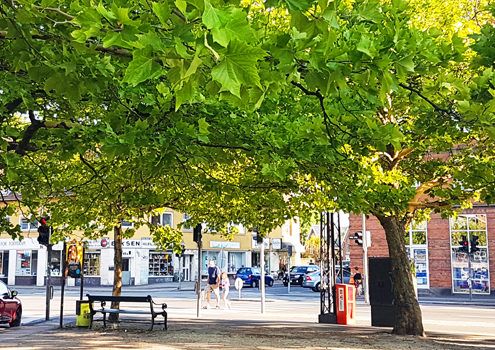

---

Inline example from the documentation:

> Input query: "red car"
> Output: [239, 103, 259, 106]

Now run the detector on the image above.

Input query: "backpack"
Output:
[208, 266, 220, 285]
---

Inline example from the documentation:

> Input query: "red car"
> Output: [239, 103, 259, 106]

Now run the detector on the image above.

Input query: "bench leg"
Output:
[89, 313, 93, 329]
[164, 312, 167, 330]
[103, 312, 107, 328]
[150, 315, 155, 331]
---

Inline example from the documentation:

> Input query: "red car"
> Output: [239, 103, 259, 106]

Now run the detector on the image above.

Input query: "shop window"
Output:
[20, 217, 39, 231]
[450, 214, 490, 294]
[49, 250, 63, 276]
[405, 220, 429, 288]
[149, 251, 173, 276]
[16, 250, 37, 276]
[83, 251, 101, 276]
[182, 213, 192, 230]
[228, 252, 245, 273]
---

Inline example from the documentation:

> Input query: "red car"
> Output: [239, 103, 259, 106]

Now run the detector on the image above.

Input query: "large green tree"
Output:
[2, 0, 495, 337]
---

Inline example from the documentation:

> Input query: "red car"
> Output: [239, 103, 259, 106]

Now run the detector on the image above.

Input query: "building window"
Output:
[450, 214, 490, 294]
[182, 214, 192, 230]
[404, 220, 429, 288]
[16, 250, 38, 276]
[49, 250, 63, 276]
[149, 251, 173, 276]
[83, 251, 101, 276]
[151, 213, 173, 227]
[20, 217, 39, 231]
[0, 251, 5, 277]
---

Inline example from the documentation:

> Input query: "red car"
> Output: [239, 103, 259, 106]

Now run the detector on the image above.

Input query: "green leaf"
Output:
[175, 0, 187, 16]
[123, 50, 163, 86]
[397, 55, 415, 72]
[356, 35, 375, 58]
[183, 54, 203, 80]
[202, 0, 225, 29]
[283, 0, 312, 11]
[198, 117, 210, 135]
[152, 2, 171, 26]
[211, 40, 265, 97]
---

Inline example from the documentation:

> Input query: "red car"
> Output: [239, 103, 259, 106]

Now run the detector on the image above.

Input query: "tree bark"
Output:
[109, 225, 123, 323]
[376, 214, 425, 336]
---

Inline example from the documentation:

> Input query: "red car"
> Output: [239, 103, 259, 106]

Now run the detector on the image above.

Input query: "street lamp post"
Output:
[178, 241, 185, 291]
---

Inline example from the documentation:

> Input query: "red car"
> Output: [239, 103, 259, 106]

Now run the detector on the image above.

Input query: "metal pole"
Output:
[260, 236, 265, 314]
[45, 243, 52, 321]
[80, 244, 84, 301]
[178, 255, 183, 291]
[337, 213, 343, 281]
[196, 242, 202, 318]
[287, 250, 291, 294]
[59, 241, 66, 328]
[468, 250, 473, 302]
[362, 214, 370, 304]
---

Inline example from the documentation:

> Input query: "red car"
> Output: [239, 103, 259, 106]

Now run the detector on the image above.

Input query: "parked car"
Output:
[283, 265, 320, 286]
[0, 280, 22, 327]
[302, 267, 352, 292]
[235, 267, 275, 288]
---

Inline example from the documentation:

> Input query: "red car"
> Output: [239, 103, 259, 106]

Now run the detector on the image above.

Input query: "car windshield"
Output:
[290, 266, 308, 273]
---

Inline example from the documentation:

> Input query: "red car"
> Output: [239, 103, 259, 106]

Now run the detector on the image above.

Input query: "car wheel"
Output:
[312, 283, 321, 292]
[283, 282, 288, 287]
[9, 307, 22, 327]
[268, 279, 274, 287]
[298, 277, 303, 285]
[254, 280, 259, 288]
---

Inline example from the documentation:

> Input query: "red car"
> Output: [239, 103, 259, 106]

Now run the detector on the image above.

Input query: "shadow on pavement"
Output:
[1, 318, 494, 350]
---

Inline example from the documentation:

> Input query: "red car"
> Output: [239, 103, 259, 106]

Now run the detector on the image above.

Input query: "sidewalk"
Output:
[2, 314, 493, 349]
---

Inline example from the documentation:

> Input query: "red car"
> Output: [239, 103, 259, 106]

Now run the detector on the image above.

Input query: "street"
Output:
[5, 281, 495, 338]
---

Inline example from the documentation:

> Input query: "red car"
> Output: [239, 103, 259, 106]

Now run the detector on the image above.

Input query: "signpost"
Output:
[235, 277, 243, 299]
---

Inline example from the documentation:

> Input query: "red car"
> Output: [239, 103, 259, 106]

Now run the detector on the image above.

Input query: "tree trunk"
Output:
[109, 225, 123, 323]
[376, 214, 425, 336]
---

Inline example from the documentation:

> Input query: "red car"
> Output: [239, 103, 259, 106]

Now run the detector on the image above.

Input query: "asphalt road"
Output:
[4, 282, 495, 337]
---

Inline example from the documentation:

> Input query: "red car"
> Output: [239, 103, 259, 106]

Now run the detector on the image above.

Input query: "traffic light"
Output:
[459, 235, 469, 253]
[287, 244, 293, 257]
[255, 229, 263, 244]
[470, 235, 480, 254]
[353, 231, 363, 246]
[193, 224, 202, 243]
[37, 217, 51, 246]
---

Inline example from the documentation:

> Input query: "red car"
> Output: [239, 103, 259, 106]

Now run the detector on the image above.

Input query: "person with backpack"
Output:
[203, 260, 221, 309]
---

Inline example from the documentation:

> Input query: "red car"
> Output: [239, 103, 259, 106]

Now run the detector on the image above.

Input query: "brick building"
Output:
[349, 205, 495, 295]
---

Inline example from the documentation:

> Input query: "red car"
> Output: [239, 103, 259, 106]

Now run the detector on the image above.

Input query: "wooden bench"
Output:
[86, 294, 167, 330]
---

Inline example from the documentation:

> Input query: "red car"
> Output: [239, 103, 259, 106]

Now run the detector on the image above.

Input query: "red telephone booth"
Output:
[335, 284, 356, 325]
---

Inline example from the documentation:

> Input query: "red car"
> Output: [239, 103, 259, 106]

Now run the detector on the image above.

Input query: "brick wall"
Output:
[349, 207, 495, 294]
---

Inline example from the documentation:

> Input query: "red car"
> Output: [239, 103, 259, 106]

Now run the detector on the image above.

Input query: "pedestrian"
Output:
[353, 266, 363, 296]
[203, 260, 221, 309]
[220, 271, 232, 309]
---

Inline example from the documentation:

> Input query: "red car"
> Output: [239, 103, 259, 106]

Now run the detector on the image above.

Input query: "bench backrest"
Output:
[87, 294, 152, 303]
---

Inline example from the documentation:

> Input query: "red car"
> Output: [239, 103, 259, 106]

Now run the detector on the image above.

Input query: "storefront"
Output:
[349, 207, 494, 295]
[202, 241, 248, 276]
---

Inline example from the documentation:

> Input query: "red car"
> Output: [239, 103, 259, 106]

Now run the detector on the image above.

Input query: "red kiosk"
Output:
[335, 284, 356, 325]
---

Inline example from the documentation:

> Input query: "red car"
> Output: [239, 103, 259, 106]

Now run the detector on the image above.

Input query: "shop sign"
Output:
[209, 241, 240, 249]
[271, 238, 282, 250]
[85, 239, 157, 249]
[252, 237, 269, 249]
[0, 238, 41, 250]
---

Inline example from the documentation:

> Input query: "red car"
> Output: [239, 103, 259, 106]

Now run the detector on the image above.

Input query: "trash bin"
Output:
[335, 283, 356, 325]
[76, 300, 91, 327]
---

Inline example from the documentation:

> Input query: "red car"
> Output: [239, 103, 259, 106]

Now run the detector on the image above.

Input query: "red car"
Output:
[0, 280, 22, 327]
